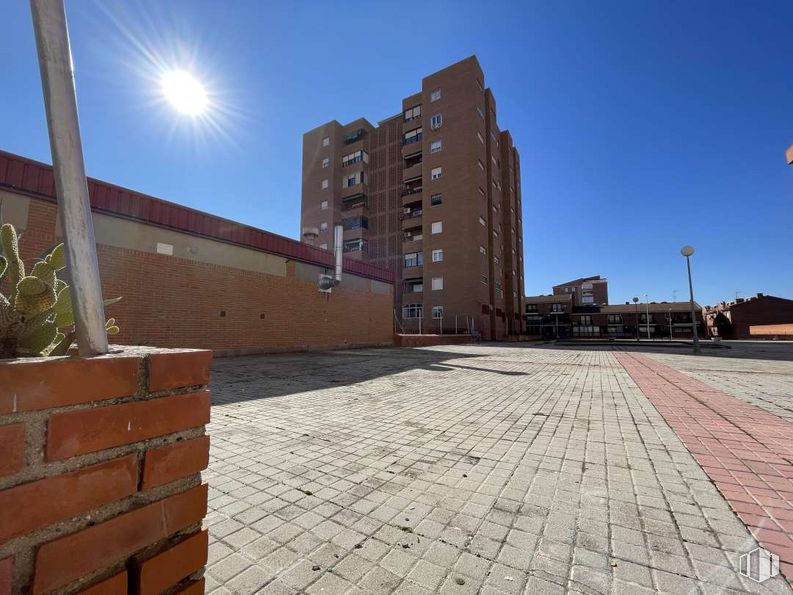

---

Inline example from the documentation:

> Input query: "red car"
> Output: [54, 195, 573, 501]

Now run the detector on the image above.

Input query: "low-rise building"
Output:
[526, 275, 704, 339]
[705, 294, 793, 339]
[570, 302, 704, 339]
[524, 294, 573, 338]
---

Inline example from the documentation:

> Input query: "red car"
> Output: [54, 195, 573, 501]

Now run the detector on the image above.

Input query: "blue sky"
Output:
[2, 0, 792, 306]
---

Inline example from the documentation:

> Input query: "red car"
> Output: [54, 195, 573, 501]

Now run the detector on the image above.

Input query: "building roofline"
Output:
[0, 150, 394, 284]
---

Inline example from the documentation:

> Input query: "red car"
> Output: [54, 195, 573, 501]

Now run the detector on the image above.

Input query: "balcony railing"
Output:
[400, 187, 423, 197]
[400, 209, 423, 220]
[341, 192, 368, 210]
[402, 133, 423, 146]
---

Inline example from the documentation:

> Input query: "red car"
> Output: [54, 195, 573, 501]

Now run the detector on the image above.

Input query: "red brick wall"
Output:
[0, 348, 212, 594]
[17, 198, 393, 353]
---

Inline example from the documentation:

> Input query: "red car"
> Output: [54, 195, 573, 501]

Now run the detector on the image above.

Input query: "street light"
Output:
[680, 245, 700, 354]
[644, 293, 651, 339]
[632, 296, 640, 341]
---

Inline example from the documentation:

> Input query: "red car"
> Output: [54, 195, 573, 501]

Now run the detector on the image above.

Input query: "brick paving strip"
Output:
[615, 351, 793, 581]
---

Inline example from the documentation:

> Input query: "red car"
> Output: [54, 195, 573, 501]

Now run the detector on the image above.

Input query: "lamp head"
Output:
[632, 297, 639, 303]
[680, 245, 695, 257]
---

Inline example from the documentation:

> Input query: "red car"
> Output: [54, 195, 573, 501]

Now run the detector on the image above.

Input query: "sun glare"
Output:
[161, 70, 208, 116]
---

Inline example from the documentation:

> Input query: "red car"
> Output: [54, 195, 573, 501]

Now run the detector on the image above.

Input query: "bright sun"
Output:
[161, 70, 208, 116]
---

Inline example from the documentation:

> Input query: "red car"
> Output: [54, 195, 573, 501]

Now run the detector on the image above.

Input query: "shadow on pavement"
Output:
[210, 346, 485, 404]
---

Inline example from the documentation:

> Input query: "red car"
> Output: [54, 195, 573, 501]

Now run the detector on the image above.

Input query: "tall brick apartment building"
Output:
[300, 56, 524, 340]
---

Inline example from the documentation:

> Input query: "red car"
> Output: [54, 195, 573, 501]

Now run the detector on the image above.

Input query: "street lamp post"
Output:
[680, 245, 700, 354]
[644, 293, 651, 339]
[632, 296, 640, 341]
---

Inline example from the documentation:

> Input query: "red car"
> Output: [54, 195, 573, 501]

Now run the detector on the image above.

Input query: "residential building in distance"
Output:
[553, 275, 608, 306]
[526, 277, 703, 339]
[299, 56, 524, 340]
[705, 293, 793, 339]
[525, 294, 572, 338]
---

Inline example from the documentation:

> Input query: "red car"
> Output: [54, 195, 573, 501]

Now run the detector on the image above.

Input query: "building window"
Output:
[342, 172, 364, 188]
[478, 187, 486, 198]
[478, 160, 484, 171]
[431, 277, 443, 291]
[322, 136, 330, 147]
[321, 179, 329, 189]
[607, 314, 622, 323]
[343, 238, 367, 253]
[476, 106, 484, 119]
[430, 139, 442, 153]
[579, 315, 592, 325]
[320, 200, 328, 210]
[342, 150, 368, 167]
[479, 216, 486, 226]
[430, 114, 442, 129]
[342, 216, 368, 230]
[551, 303, 564, 313]
[479, 245, 487, 255]
[319, 222, 328, 232]
[404, 252, 423, 267]
[431, 167, 442, 180]
[430, 193, 442, 206]
[480, 275, 488, 285]
[319, 243, 328, 250]
[431, 221, 443, 234]
[403, 304, 423, 319]
[430, 89, 441, 102]
[322, 158, 329, 168]
[494, 255, 500, 265]
[403, 127, 423, 145]
[404, 104, 421, 121]
[432, 249, 443, 262]
[477, 132, 484, 144]
[432, 305, 444, 319]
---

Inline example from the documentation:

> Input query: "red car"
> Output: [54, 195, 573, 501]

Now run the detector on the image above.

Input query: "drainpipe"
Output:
[333, 224, 343, 283]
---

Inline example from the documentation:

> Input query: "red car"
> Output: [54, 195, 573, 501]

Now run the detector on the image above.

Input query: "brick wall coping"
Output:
[0, 149, 394, 284]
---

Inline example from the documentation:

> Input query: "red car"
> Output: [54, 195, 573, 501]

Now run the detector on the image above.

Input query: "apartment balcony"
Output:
[402, 228, 423, 253]
[403, 277, 424, 295]
[400, 210, 423, 230]
[403, 162, 423, 182]
[401, 263, 423, 278]
[341, 192, 368, 212]
[343, 128, 365, 145]
[401, 136, 423, 157]
[400, 185, 423, 200]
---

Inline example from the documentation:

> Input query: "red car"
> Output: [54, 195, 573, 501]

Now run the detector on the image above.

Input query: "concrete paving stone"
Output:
[208, 553, 253, 583]
[205, 344, 793, 593]
[224, 565, 271, 595]
[358, 565, 403, 593]
[570, 564, 612, 594]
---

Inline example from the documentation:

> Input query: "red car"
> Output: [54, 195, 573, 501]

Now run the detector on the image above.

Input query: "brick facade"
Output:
[705, 294, 793, 339]
[0, 348, 211, 594]
[0, 150, 395, 354]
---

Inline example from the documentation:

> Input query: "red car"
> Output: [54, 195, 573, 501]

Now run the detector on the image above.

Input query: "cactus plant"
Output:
[0, 222, 120, 358]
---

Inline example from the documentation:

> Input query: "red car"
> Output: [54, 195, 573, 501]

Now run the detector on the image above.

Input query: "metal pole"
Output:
[635, 304, 640, 341]
[668, 310, 673, 341]
[455, 315, 458, 334]
[686, 255, 700, 354]
[645, 296, 651, 339]
[30, 0, 108, 356]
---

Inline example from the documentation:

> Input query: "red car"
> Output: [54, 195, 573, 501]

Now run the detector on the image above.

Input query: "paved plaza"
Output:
[204, 343, 793, 594]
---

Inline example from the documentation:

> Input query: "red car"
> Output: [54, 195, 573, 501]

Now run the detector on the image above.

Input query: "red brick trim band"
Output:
[615, 352, 793, 580]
